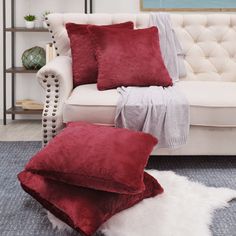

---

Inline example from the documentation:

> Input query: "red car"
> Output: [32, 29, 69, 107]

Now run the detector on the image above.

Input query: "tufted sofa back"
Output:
[47, 13, 236, 82]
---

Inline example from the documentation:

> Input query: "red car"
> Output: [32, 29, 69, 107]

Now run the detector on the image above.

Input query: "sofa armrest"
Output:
[37, 56, 73, 146]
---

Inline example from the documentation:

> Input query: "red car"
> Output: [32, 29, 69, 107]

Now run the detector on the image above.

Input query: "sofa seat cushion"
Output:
[63, 84, 118, 125]
[63, 81, 236, 127]
[177, 81, 236, 127]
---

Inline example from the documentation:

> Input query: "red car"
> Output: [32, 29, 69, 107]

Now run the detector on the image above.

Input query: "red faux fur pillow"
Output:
[89, 26, 173, 90]
[66, 22, 134, 87]
[18, 170, 163, 236]
[25, 122, 157, 194]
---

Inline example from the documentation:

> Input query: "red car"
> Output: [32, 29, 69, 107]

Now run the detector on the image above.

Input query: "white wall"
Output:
[0, 0, 140, 120]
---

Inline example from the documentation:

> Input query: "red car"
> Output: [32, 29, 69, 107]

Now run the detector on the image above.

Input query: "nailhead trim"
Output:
[46, 18, 60, 57]
[42, 74, 60, 145]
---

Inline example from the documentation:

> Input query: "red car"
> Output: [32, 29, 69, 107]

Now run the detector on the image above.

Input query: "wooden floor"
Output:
[0, 120, 42, 141]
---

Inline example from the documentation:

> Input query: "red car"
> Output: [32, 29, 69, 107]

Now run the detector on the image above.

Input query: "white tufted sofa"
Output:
[37, 13, 236, 155]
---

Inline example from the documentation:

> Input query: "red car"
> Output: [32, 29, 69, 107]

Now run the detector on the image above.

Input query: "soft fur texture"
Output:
[47, 170, 236, 236]
[89, 26, 173, 90]
[18, 170, 163, 236]
[26, 122, 157, 194]
[66, 22, 134, 87]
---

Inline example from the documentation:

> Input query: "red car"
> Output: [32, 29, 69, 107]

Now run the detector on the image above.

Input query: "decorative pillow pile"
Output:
[18, 122, 163, 235]
[66, 22, 134, 87]
[25, 122, 157, 194]
[67, 22, 172, 90]
[18, 171, 163, 236]
[89, 26, 173, 90]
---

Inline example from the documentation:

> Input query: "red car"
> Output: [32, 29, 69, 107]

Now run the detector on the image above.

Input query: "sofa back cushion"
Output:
[47, 13, 236, 82]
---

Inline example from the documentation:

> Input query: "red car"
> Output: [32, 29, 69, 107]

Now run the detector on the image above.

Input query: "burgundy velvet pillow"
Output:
[89, 26, 173, 90]
[26, 122, 157, 194]
[66, 22, 134, 87]
[18, 170, 163, 236]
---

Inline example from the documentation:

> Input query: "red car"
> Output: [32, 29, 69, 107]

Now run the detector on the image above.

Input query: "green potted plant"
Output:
[42, 11, 52, 29]
[24, 14, 36, 29]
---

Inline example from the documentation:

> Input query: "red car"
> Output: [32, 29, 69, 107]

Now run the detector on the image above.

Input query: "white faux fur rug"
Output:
[47, 170, 236, 236]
